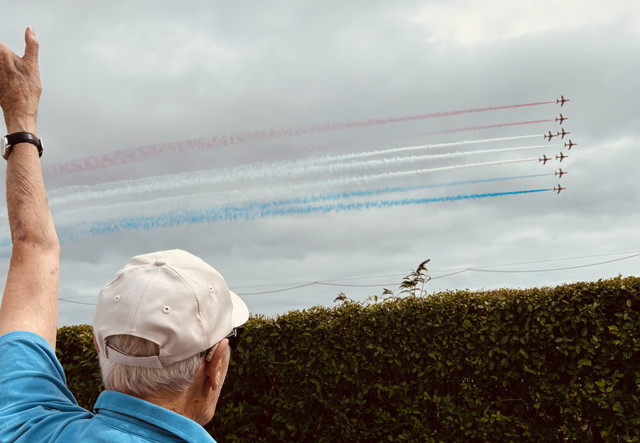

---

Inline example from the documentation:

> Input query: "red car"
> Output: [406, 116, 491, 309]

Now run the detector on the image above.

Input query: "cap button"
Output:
[153, 260, 166, 266]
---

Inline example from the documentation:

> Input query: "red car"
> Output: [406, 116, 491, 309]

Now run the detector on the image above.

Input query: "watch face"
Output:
[1, 136, 9, 160]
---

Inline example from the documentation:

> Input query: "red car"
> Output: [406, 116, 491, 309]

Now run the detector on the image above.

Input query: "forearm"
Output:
[6, 150, 58, 251]
[0, 28, 60, 347]
[1, 118, 60, 344]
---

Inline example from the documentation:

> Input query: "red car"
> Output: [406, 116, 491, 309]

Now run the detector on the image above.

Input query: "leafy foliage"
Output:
[398, 258, 431, 297]
[55, 324, 103, 410]
[57, 277, 640, 441]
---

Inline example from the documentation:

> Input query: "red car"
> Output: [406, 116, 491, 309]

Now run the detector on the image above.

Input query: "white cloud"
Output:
[85, 21, 243, 78]
[408, 0, 631, 48]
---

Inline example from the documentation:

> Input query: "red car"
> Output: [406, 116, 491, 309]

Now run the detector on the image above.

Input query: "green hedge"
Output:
[56, 276, 640, 442]
[55, 323, 103, 410]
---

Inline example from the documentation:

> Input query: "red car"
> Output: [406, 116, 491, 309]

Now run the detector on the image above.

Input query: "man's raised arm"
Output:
[0, 27, 60, 348]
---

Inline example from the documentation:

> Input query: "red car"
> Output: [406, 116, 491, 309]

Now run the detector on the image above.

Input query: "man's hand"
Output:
[0, 27, 59, 348]
[0, 26, 41, 133]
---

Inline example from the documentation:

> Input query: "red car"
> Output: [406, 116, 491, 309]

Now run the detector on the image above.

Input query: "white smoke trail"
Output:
[315, 134, 545, 163]
[37, 157, 540, 229]
[320, 158, 539, 188]
[44, 145, 548, 209]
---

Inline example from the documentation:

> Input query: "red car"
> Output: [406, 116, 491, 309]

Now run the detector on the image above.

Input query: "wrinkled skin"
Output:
[0, 26, 41, 133]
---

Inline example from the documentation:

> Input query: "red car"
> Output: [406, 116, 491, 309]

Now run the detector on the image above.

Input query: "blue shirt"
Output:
[0, 331, 216, 442]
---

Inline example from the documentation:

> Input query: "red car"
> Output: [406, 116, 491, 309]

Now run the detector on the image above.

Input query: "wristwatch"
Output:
[1, 132, 44, 160]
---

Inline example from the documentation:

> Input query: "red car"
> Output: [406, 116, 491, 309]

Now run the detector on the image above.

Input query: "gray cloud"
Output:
[0, 0, 638, 324]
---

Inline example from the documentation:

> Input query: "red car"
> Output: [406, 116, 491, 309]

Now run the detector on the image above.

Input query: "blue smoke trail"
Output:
[45, 188, 550, 246]
[0, 178, 549, 252]
[267, 174, 548, 208]
[261, 189, 551, 217]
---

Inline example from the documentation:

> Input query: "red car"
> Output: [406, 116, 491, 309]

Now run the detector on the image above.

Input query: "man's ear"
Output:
[205, 339, 230, 390]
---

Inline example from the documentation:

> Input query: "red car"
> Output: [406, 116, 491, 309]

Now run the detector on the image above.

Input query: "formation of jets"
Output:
[539, 96, 575, 195]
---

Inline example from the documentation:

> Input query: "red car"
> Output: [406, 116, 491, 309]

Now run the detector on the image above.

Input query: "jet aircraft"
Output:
[556, 95, 570, 106]
[544, 131, 557, 141]
[553, 185, 566, 194]
[564, 140, 577, 150]
[557, 128, 570, 139]
[556, 152, 568, 162]
[555, 114, 567, 124]
[555, 168, 567, 178]
[539, 155, 552, 165]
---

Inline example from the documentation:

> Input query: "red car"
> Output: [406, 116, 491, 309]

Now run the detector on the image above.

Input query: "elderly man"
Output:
[0, 27, 248, 442]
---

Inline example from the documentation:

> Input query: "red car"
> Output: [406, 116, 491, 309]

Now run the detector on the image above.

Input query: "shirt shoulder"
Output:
[0, 331, 91, 441]
[0, 332, 217, 443]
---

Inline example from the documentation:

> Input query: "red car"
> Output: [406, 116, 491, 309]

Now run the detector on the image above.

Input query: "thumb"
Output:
[23, 26, 39, 63]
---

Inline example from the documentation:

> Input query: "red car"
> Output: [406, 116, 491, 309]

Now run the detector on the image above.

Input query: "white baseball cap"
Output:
[93, 249, 249, 368]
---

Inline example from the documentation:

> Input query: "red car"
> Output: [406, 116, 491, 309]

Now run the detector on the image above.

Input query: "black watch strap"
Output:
[2, 132, 44, 160]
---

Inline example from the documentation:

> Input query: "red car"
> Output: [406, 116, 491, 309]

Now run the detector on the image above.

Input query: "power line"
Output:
[58, 298, 97, 306]
[235, 282, 318, 295]
[459, 250, 640, 269]
[233, 252, 640, 296]
[467, 253, 640, 273]
[57, 251, 640, 303]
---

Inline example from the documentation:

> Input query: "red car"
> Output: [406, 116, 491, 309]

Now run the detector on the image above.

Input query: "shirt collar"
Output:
[94, 390, 215, 442]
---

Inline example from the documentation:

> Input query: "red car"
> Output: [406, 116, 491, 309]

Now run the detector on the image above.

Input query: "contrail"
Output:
[41, 188, 550, 246]
[260, 189, 552, 218]
[290, 102, 554, 134]
[263, 174, 550, 208]
[315, 134, 546, 163]
[39, 133, 549, 192]
[414, 120, 553, 137]
[43, 150, 544, 208]
[0, 175, 551, 251]
[38, 173, 549, 224]
[302, 145, 551, 178]
[321, 158, 540, 188]
[42, 102, 555, 178]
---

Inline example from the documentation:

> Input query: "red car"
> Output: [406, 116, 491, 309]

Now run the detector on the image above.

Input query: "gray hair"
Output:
[99, 334, 204, 398]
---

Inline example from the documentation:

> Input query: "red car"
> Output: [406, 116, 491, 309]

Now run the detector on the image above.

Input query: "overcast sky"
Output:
[1, 0, 639, 326]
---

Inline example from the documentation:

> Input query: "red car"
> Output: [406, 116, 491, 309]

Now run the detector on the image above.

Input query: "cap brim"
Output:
[229, 290, 249, 326]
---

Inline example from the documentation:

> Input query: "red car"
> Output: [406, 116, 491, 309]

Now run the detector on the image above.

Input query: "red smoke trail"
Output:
[43, 102, 554, 179]
[415, 120, 553, 137]
[291, 101, 554, 134]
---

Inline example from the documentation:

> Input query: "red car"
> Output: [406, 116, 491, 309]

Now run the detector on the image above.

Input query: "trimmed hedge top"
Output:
[57, 276, 640, 442]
